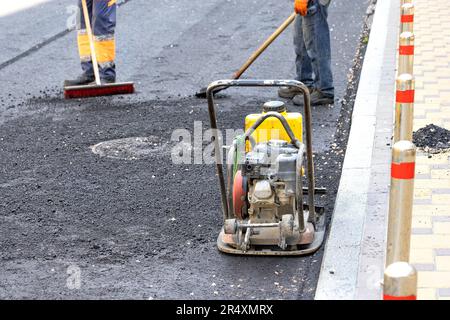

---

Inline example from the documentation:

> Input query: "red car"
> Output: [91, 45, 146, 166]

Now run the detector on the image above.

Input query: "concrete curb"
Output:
[315, 0, 400, 300]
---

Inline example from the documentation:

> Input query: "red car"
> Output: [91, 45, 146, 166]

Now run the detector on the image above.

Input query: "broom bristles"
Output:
[64, 82, 134, 99]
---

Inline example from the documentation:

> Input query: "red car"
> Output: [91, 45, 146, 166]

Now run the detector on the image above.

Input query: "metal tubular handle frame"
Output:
[206, 79, 316, 225]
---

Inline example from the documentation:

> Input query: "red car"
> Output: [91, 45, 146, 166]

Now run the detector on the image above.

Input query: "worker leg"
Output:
[278, 15, 314, 99]
[293, 15, 314, 89]
[92, 0, 116, 81]
[302, 1, 334, 97]
[77, 0, 94, 77]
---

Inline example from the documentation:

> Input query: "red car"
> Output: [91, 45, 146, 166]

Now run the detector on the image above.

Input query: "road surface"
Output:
[0, 0, 370, 299]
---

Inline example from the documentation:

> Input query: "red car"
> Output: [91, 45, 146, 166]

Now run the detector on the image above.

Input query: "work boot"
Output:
[88, 78, 116, 85]
[293, 90, 334, 106]
[278, 86, 315, 99]
[101, 77, 116, 84]
[64, 74, 95, 87]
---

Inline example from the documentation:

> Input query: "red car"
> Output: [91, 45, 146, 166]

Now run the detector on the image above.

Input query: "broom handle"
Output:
[81, 0, 101, 85]
[233, 12, 296, 79]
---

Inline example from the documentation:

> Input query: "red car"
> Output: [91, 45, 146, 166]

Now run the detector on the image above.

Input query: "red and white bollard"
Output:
[400, 3, 414, 33]
[394, 74, 415, 143]
[386, 141, 416, 266]
[384, 262, 418, 300]
[384, 0, 418, 302]
[398, 32, 415, 75]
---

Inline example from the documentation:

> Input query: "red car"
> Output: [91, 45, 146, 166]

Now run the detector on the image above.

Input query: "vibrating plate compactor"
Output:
[206, 79, 327, 256]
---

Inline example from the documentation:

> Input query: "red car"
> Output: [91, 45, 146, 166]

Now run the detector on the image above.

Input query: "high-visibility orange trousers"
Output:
[77, 0, 116, 81]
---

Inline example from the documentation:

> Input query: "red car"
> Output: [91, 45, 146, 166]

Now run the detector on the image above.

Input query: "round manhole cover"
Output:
[91, 136, 167, 160]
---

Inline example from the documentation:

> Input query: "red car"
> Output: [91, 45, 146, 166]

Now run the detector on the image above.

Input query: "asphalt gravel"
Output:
[0, 0, 371, 299]
[413, 124, 450, 153]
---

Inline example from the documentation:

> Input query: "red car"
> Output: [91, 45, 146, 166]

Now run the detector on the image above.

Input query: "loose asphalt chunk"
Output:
[413, 124, 450, 152]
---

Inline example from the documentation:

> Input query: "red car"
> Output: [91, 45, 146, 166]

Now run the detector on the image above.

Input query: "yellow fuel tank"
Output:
[245, 101, 302, 150]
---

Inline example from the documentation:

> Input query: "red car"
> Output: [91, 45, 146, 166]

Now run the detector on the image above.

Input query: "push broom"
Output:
[195, 12, 296, 98]
[64, 0, 134, 99]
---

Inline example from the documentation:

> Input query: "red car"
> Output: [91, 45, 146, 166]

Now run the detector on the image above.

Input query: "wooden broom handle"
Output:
[233, 12, 296, 79]
[81, 0, 101, 85]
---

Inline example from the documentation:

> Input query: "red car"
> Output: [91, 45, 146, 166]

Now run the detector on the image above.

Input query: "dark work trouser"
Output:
[77, 0, 116, 81]
[294, 0, 334, 97]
